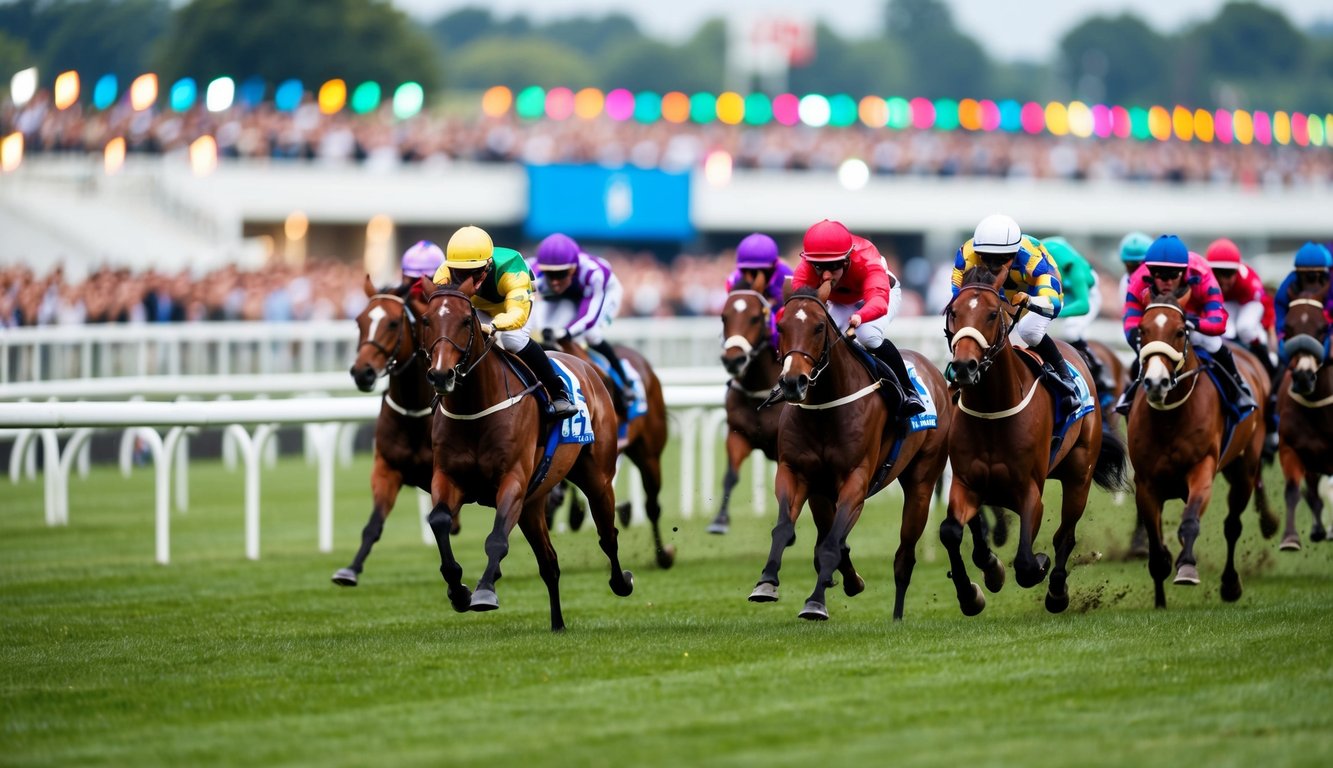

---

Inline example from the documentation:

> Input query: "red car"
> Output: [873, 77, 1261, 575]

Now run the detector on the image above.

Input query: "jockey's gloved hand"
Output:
[480, 322, 495, 335]
[1184, 318, 1197, 332]
[556, 327, 572, 341]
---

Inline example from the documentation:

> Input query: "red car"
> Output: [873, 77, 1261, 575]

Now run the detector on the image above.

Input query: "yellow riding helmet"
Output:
[445, 225, 494, 269]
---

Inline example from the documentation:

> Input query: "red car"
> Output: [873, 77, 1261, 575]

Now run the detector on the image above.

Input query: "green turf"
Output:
[2, 437, 1331, 767]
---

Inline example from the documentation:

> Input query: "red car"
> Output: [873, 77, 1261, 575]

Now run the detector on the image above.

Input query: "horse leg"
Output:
[891, 474, 934, 621]
[333, 460, 403, 586]
[1012, 482, 1050, 589]
[1305, 478, 1327, 542]
[967, 510, 1005, 593]
[989, 506, 1010, 547]
[1174, 460, 1217, 587]
[517, 496, 564, 631]
[801, 486, 867, 621]
[566, 460, 635, 597]
[427, 475, 471, 613]
[750, 463, 807, 603]
[1135, 480, 1171, 609]
[626, 441, 674, 569]
[470, 474, 527, 611]
[1219, 466, 1253, 603]
[1279, 448, 1306, 550]
[709, 432, 752, 535]
[1045, 476, 1091, 614]
[941, 481, 986, 616]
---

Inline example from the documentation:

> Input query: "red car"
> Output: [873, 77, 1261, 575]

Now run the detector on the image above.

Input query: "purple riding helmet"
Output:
[401, 240, 444, 278]
[537, 233, 581, 271]
[736, 233, 779, 269]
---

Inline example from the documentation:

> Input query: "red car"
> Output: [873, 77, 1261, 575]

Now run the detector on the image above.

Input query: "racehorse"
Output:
[333, 278, 442, 586]
[1276, 295, 1333, 549]
[1084, 339, 1128, 426]
[541, 331, 675, 568]
[1127, 288, 1276, 608]
[943, 267, 1130, 616]
[749, 286, 951, 621]
[710, 282, 784, 535]
[410, 284, 633, 631]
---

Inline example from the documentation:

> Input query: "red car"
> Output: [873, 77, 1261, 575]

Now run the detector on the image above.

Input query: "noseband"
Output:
[723, 290, 773, 369]
[425, 288, 497, 380]
[358, 293, 420, 377]
[943, 284, 1012, 376]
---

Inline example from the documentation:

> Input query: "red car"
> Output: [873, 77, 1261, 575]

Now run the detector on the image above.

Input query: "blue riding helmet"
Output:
[1293, 241, 1332, 270]
[1143, 235, 1189, 268]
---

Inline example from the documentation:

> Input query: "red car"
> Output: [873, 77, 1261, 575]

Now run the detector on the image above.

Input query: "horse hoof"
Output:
[706, 520, 729, 535]
[1311, 525, 1328, 542]
[469, 589, 499, 611]
[447, 583, 473, 613]
[655, 546, 676, 570]
[1173, 564, 1200, 586]
[331, 568, 359, 587]
[983, 555, 1006, 593]
[1045, 590, 1070, 614]
[616, 502, 633, 528]
[1279, 535, 1302, 552]
[749, 582, 779, 602]
[843, 573, 866, 598]
[1220, 578, 1243, 603]
[797, 601, 828, 621]
[609, 570, 634, 597]
[961, 583, 986, 617]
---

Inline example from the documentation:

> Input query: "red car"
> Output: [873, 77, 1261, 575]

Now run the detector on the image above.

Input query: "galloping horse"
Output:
[749, 287, 951, 621]
[333, 278, 442, 586]
[411, 285, 633, 631]
[1127, 289, 1276, 608]
[710, 282, 784, 534]
[943, 267, 1129, 616]
[542, 331, 675, 568]
[1276, 295, 1333, 549]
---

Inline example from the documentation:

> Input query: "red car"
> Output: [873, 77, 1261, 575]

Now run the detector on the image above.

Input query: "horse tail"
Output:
[1093, 421, 1132, 494]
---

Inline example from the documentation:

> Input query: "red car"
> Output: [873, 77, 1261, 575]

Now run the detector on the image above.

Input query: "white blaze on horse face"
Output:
[732, 297, 749, 312]
[437, 303, 450, 317]
[782, 355, 794, 375]
[1144, 355, 1171, 384]
[366, 305, 386, 342]
[1295, 356, 1319, 373]
[794, 308, 809, 323]
[968, 297, 978, 310]
[1153, 314, 1168, 329]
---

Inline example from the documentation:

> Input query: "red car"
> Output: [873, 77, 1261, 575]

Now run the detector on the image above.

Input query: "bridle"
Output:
[423, 288, 497, 381]
[722, 290, 773, 376]
[776, 294, 843, 387]
[1136, 302, 1205, 409]
[357, 293, 420, 377]
[943, 283, 1015, 377]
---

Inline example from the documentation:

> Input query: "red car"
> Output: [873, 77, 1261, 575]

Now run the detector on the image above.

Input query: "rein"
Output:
[945, 283, 1040, 417]
[359, 293, 421, 378]
[1135, 302, 1205, 407]
[768, 295, 847, 407]
[424, 288, 498, 381]
[722, 290, 773, 375]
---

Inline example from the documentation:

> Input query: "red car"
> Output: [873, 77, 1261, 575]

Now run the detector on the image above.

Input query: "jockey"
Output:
[1121, 235, 1254, 411]
[792, 219, 926, 423]
[1117, 231, 1153, 306]
[1043, 236, 1110, 393]
[432, 225, 577, 421]
[952, 214, 1081, 415]
[1206, 238, 1276, 376]
[1274, 241, 1333, 363]
[532, 232, 636, 409]
[400, 240, 444, 299]
[724, 232, 793, 338]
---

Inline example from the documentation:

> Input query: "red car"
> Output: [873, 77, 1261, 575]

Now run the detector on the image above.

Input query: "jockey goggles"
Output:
[1149, 266, 1185, 281]
[1212, 268, 1237, 280]
[806, 256, 850, 273]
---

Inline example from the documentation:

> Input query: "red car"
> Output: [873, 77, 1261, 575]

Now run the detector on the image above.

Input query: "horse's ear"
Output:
[409, 277, 431, 315]
[363, 274, 376, 298]
[753, 271, 769, 294]
[816, 280, 832, 303]
[782, 275, 794, 303]
[989, 268, 1007, 292]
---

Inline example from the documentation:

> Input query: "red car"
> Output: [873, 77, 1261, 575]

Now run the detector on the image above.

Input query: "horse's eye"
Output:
[750, 316, 760, 325]
[388, 320, 399, 328]
[1176, 328, 1186, 338]
[988, 311, 998, 321]
[814, 323, 825, 334]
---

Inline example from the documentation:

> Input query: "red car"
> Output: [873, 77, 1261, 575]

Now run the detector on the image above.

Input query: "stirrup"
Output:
[548, 397, 577, 420]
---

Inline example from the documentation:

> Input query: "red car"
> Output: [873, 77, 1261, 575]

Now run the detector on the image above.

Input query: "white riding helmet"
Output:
[973, 214, 1022, 255]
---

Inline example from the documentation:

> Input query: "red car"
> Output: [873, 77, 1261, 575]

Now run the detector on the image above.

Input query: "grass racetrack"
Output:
[2, 439, 1331, 767]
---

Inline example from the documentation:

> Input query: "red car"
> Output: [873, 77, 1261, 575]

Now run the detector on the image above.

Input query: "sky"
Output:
[391, 0, 1332, 62]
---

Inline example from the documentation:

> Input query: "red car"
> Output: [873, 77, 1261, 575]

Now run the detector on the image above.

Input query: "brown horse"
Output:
[710, 284, 784, 535]
[542, 332, 675, 568]
[1276, 296, 1333, 549]
[1086, 339, 1128, 426]
[334, 278, 441, 587]
[410, 285, 633, 631]
[943, 267, 1130, 615]
[748, 287, 951, 621]
[1127, 290, 1276, 608]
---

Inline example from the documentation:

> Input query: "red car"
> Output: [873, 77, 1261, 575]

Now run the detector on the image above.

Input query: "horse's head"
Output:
[720, 289, 772, 378]
[350, 275, 417, 392]
[413, 286, 487, 395]
[1284, 296, 1329, 395]
[775, 288, 837, 402]
[1137, 290, 1191, 406]
[943, 267, 1011, 387]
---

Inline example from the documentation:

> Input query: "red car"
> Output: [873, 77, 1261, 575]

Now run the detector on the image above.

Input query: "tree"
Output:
[448, 37, 594, 90]
[537, 14, 644, 57]
[790, 25, 909, 97]
[598, 20, 723, 93]
[0, 0, 169, 85]
[0, 30, 32, 83]
[1058, 14, 1168, 104]
[883, 0, 991, 97]
[429, 7, 497, 53]
[155, 0, 441, 92]
[1199, 1, 1306, 79]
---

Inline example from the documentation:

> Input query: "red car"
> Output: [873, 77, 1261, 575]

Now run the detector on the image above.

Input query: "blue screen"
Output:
[526, 165, 693, 241]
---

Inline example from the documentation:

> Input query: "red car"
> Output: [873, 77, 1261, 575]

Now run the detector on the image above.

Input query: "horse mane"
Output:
[1147, 287, 1182, 306]
[791, 286, 822, 300]
[961, 266, 996, 286]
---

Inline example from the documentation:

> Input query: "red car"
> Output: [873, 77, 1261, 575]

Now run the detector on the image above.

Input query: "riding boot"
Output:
[1248, 339, 1277, 379]
[1115, 356, 1141, 415]
[1209, 343, 1256, 411]
[1262, 388, 1280, 461]
[515, 339, 577, 420]
[1071, 338, 1109, 394]
[871, 338, 927, 421]
[1033, 335, 1082, 415]
[589, 338, 637, 409]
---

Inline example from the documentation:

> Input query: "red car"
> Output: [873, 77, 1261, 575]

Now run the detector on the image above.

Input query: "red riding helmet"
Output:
[1205, 238, 1243, 271]
[801, 219, 853, 262]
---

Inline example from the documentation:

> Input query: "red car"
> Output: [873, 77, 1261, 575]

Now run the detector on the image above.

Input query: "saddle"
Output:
[1014, 347, 1096, 467]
